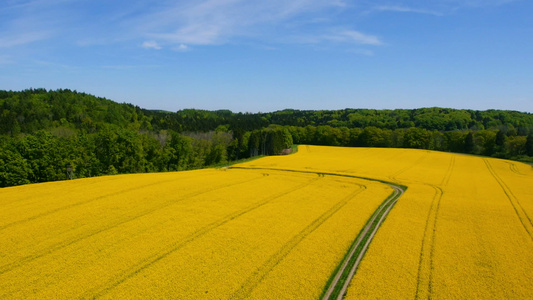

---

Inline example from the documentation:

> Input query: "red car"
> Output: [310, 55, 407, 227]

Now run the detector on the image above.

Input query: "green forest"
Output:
[1, 88, 532, 187]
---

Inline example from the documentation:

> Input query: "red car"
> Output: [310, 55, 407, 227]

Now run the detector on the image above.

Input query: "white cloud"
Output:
[299, 29, 383, 46]
[372, 5, 443, 16]
[142, 40, 162, 50]
[0, 31, 51, 48]
[333, 30, 383, 46]
[151, 24, 225, 46]
[1, 0, 521, 54]
[367, 0, 519, 16]
[173, 44, 190, 52]
[134, 0, 355, 47]
[451, 0, 518, 7]
[33, 59, 75, 70]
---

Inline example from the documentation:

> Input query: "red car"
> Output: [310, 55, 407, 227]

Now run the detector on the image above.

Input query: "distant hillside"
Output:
[147, 106, 533, 133]
[2, 88, 532, 135]
[1, 88, 532, 187]
[263, 107, 533, 131]
[0, 88, 152, 135]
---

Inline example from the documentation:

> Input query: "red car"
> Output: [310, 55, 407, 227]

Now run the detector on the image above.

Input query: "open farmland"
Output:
[240, 146, 533, 299]
[0, 164, 393, 299]
[1, 145, 532, 299]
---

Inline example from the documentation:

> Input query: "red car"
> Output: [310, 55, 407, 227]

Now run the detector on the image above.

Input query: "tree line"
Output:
[1, 88, 532, 187]
[285, 125, 533, 157]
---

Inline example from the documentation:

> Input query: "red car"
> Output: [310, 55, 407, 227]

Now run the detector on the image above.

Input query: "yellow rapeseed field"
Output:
[1, 145, 532, 299]
[241, 145, 533, 299]
[0, 162, 392, 299]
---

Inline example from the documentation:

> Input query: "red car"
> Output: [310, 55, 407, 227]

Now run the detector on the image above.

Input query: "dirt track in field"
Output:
[321, 185, 404, 300]
[229, 166, 405, 300]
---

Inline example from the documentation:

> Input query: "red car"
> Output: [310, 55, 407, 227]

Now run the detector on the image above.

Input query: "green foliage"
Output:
[167, 132, 194, 171]
[1, 88, 533, 187]
[261, 107, 533, 132]
[496, 130, 506, 146]
[473, 130, 496, 156]
[0, 147, 32, 187]
[464, 132, 475, 153]
[526, 134, 533, 157]
[359, 127, 392, 147]
[403, 127, 431, 149]
[247, 125, 293, 156]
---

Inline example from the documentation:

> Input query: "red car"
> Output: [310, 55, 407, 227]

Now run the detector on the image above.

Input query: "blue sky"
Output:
[1, 0, 532, 113]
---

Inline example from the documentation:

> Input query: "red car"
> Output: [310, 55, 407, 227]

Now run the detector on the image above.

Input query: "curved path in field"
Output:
[230, 166, 405, 300]
[321, 184, 404, 300]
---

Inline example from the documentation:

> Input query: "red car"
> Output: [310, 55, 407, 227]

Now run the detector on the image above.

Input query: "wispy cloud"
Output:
[330, 29, 383, 46]
[3, 0, 75, 11]
[0, 31, 51, 48]
[132, 0, 365, 48]
[0, 0, 521, 55]
[33, 59, 76, 70]
[0, 55, 14, 65]
[142, 40, 162, 50]
[0, 1, 70, 49]
[372, 5, 443, 16]
[454, 0, 519, 7]
[173, 44, 191, 52]
[298, 29, 383, 46]
[2, 0, 141, 50]
[368, 0, 519, 16]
